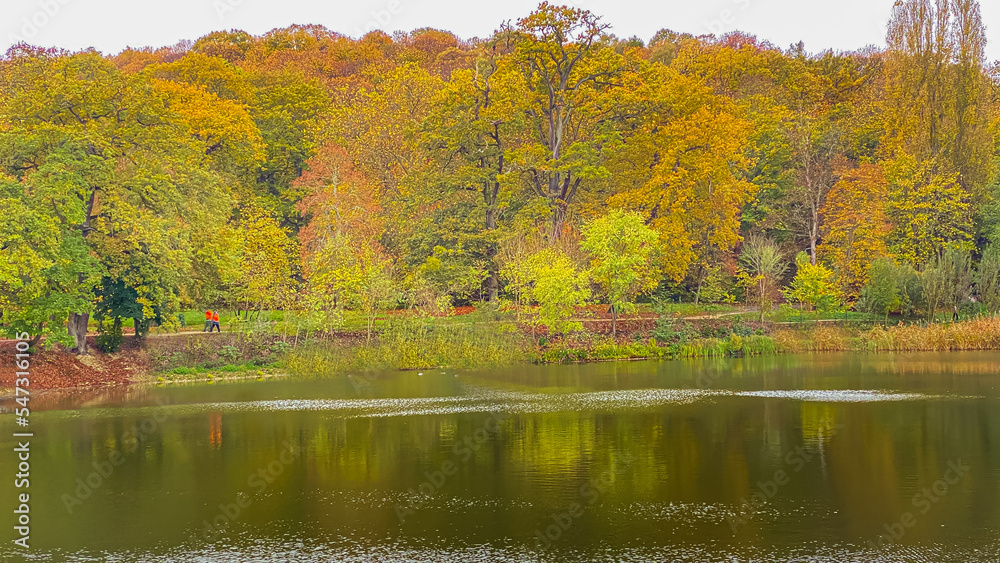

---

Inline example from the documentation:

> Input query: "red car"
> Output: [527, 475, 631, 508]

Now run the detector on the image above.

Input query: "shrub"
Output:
[219, 345, 241, 362]
[784, 252, 843, 312]
[859, 259, 921, 319]
[652, 318, 697, 344]
[95, 319, 125, 353]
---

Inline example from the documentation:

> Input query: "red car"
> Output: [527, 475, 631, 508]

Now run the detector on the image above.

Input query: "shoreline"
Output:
[5, 315, 1000, 393]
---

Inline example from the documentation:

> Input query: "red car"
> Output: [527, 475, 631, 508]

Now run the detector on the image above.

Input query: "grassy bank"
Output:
[141, 311, 1000, 383]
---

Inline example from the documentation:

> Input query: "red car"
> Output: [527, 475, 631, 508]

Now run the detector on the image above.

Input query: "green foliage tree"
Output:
[581, 210, 659, 337]
[504, 247, 590, 336]
[0, 51, 239, 352]
[420, 47, 528, 302]
[415, 246, 487, 308]
[975, 243, 1000, 315]
[860, 259, 901, 321]
[0, 175, 99, 346]
[859, 258, 922, 320]
[784, 252, 842, 312]
[922, 246, 972, 321]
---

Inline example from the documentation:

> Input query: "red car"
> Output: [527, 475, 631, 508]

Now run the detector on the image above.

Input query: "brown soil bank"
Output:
[0, 346, 144, 389]
[0, 331, 283, 391]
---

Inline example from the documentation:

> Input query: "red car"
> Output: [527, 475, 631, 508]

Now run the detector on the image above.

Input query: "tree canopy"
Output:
[3, 0, 1000, 347]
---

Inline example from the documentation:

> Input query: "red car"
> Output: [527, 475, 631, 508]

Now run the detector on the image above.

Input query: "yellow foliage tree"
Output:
[818, 163, 891, 298]
[607, 64, 756, 282]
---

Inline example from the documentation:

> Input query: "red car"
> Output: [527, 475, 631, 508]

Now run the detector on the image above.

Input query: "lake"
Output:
[2, 352, 1000, 562]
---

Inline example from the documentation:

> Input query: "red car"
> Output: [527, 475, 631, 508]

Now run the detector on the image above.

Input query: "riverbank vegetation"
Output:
[133, 311, 1000, 380]
[4, 1, 1000, 380]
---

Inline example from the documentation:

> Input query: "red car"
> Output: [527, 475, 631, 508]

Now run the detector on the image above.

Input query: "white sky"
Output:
[2, 0, 999, 61]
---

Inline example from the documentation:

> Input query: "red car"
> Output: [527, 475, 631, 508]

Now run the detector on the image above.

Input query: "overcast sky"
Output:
[2, 0, 999, 61]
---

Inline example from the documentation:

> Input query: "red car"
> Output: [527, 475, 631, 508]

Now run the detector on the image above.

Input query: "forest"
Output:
[2, 0, 999, 355]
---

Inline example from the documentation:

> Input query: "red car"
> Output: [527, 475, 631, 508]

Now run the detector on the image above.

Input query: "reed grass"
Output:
[284, 317, 528, 377]
[198, 314, 1000, 377]
[860, 316, 1000, 352]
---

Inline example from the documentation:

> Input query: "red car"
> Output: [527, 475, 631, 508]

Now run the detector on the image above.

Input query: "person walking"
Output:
[211, 310, 222, 333]
[203, 310, 213, 332]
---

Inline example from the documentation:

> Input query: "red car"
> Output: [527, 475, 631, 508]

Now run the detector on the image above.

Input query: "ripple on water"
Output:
[37, 387, 980, 421]
[15, 538, 1000, 563]
[190, 388, 976, 416]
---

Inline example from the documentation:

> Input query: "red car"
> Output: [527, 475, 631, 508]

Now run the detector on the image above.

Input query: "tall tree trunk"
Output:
[487, 265, 499, 304]
[485, 206, 499, 304]
[550, 201, 567, 241]
[694, 265, 706, 306]
[67, 312, 89, 355]
[611, 305, 617, 338]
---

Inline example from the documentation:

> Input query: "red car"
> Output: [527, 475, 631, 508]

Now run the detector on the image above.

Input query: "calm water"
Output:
[2, 352, 1000, 562]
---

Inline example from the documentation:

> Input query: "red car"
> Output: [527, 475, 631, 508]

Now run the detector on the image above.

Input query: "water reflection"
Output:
[0, 352, 998, 562]
[209, 411, 222, 449]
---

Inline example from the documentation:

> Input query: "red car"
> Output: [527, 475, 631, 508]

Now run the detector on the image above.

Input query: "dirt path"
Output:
[677, 308, 757, 320]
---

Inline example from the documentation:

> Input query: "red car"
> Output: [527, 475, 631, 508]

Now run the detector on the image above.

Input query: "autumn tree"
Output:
[235, 206, 298, 315]
[511, 3, 628, 239]
[296, 144, 396, 339]
[607, 63, 756, 282]
[420, 40, 528, 302]
[581, 210, 659, 337]
[818, 163, 891, 298]
[328, 63, 444, 198]
[884, 156, 973, 266]
[0, 51, 240, 352]
[885, 0, 995, 196]
[783, 114, 841, 265]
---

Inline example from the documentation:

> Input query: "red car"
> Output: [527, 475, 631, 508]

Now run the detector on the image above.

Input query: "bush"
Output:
[859, 259, 921, 319]
[219, 345, 241, 362]
[652, 318, 697, 344]
[95, 319, 125, 353]
[784, 252, 843, 312]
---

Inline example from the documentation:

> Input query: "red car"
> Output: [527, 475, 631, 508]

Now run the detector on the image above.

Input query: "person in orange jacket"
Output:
[211, 310, 221, 332]
[203, 310, 213, 332]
